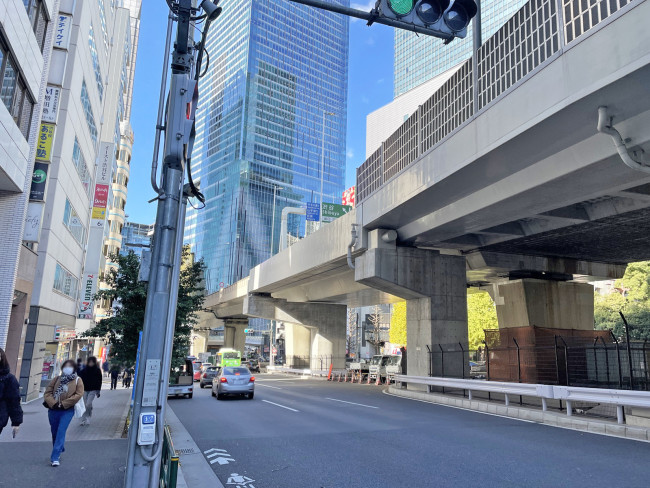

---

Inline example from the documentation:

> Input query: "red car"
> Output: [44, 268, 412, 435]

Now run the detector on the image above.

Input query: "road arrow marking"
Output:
[210, 456, 236, 465]
[204, 448, 228, 455]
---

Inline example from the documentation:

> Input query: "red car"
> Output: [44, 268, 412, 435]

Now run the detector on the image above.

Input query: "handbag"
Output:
[73, 378, 86, 418]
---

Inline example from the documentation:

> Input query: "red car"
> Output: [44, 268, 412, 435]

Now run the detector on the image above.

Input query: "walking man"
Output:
[109, 363, 121, 390]
[78, 356, 102, 426]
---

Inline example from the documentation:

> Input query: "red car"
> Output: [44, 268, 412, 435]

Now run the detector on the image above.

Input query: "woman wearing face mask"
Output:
[43, 359, 84, 466]
[0, 347, 23, 439]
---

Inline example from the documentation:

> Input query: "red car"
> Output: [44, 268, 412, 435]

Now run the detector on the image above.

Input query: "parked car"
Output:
[192, 361, 203, 381]
[200, 366, 221, 388]
[248, 359, 260, 373]
[212, 366, 255, 400]
[169, 358, 194, 399]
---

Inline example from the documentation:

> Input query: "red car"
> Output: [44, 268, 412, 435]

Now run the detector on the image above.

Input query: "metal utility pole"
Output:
[125, 1, 219, 486]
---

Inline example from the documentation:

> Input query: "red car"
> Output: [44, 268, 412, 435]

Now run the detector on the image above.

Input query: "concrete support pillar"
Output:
[490, 279, 594, 330]
[223, 318, 248, 353]
[309, 313, 347, 371]
[356, 243, 468, 389]
[284, 323, 311, 368]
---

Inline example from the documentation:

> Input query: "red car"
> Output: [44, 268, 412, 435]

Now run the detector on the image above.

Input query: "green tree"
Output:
[84, 246, 206, 368]
[467, 292, 498, 349]
[594, 261, 650, 340]
[389, 302, 407, 346]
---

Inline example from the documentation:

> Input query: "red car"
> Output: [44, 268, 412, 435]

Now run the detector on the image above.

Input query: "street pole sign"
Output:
[306, 202, 320, 221]
[321, 203, 351, 219]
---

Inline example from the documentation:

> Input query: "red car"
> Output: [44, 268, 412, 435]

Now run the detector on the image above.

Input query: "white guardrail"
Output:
[395, 375, 650, 425]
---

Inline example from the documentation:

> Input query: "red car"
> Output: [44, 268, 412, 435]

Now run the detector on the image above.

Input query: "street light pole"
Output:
[319, 111, 335, 227]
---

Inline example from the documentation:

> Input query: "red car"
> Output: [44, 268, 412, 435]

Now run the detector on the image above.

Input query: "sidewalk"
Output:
[0, 382, 131, 488]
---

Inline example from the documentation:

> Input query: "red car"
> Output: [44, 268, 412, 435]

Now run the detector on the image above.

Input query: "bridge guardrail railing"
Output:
[356, 0, 641, 203]
[394, 374, 650, 424]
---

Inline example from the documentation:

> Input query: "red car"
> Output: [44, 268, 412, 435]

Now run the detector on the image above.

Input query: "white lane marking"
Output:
[325, 397, 379, 409]
[204, 448, 228, 456]
[262, 399, 299, 412]
[255, 383, 282, 389]
[204, 448, 235, 465]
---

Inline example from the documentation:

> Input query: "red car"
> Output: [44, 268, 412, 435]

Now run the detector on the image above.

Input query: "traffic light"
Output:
[376, 0, 477, 41]
[244, 329, 252, 334]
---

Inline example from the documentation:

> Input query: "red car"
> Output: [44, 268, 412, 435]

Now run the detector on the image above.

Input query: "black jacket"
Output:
[0, 368, 23, 429]
[79, 365, 103, 391]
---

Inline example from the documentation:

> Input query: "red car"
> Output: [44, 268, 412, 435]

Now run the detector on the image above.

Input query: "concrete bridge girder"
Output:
[243, 295, 347, 369]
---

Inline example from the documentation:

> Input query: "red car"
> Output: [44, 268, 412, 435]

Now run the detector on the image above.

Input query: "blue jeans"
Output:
[48, 408, 74, 462]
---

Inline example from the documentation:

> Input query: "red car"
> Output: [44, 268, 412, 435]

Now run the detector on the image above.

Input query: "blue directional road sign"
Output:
[306, 202, 320, 222]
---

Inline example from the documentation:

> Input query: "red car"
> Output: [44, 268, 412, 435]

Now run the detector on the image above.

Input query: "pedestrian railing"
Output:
[159, 425, 179, 488]
[394, 374, 650, 424]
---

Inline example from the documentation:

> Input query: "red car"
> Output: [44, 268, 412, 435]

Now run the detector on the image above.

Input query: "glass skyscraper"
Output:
[394, 0, 528, 96]
[185, 0, 349, 292]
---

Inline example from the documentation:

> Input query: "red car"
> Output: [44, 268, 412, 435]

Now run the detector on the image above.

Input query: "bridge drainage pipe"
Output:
[347, 224, 358, 269]
[597, 106, 650, 174]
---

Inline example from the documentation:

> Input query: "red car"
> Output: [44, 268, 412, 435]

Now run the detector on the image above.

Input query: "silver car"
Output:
[211, 366, 255, 400]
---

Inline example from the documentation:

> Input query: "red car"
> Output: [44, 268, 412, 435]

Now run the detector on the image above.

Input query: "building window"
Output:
[23, 0, 49, 52]
[88, 25, 104, 101]
[53, 262, 78, 299]
[80, 80, 98, 148]
[72, 137, 93, 197]
[63, 198, 87, 246]
[0, 38, 35, 141]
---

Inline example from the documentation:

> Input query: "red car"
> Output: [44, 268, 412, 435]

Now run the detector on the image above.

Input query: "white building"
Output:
[0, 0, 57, 389]
[7, 0, 142, 401]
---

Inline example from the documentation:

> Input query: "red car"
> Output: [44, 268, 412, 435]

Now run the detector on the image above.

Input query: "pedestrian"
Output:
[102, 360, 109, 378]
[78, 356, 102, 426]
[76, 357, 84, 373]
[122, 367, 133, 388]
[109, 363, 121, 390]
[0, 347, 23, 439]
[43, 359, 84, 466]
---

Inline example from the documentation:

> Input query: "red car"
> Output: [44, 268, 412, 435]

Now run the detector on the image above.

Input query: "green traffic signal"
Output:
[388, 0, 414, 16]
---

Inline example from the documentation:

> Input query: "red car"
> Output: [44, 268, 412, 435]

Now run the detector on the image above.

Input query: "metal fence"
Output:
[159, 425, 179, 488]
[284, 355, 347, 371]
[356, 0, 636, 203]
[428, 337, 650, 391]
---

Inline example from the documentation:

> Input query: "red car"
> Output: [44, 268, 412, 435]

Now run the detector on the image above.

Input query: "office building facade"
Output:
[13, 0, 140, 400]
[185, 0, 349, 293]
[0, 0, 56, 376]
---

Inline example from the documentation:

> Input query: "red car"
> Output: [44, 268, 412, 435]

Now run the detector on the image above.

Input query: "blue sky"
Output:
[126, 1, 394, 224]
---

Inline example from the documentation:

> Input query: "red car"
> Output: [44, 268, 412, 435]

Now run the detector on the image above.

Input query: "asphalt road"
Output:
[170, 374, 650, 488]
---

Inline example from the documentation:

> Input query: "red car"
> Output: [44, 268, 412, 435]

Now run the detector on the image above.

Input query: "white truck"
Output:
[368, 355, 401, 382]
[385, 355, 403, 382]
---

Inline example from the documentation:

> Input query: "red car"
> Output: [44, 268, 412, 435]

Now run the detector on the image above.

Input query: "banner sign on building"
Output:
[78, 273, 97, 319]
[42, 86, 61, 123]
[29, 162, 49, 201]
[53, 15, 72, 50]
[342, 186, 356, 207]
[23, 201, 44, 242]
[306, 202, 320, 222]
[92, 184, 109, 220]
[91, 143, 115, 227]
[36, 123, 55, 161]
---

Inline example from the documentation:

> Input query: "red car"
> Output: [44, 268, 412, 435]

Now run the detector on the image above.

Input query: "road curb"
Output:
[166, 406, 225, 488]
[385, 386, 650, 443]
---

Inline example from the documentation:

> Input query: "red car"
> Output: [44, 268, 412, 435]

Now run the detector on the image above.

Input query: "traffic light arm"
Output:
[286, 0, 453, 39]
